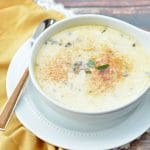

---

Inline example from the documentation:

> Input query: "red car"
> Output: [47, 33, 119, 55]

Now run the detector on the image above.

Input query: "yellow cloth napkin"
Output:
[0, 0, 64, 149]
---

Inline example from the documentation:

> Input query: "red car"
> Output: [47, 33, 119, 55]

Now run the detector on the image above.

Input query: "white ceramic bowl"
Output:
[29, 15, 150, 131]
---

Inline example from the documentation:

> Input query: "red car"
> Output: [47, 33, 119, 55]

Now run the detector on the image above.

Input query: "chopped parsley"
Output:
[132, 43, 136, 47]
[96, 64, 109, 71]
[85, 70, 92, 74]
[102, 29, 106, 33]
[86, 60, 96, 68]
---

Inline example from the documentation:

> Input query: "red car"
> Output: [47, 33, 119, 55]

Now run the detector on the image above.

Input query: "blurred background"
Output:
[56, 0, 150, 31]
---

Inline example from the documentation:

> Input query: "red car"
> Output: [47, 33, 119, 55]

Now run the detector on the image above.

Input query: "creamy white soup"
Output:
[34, 25, 150, 112]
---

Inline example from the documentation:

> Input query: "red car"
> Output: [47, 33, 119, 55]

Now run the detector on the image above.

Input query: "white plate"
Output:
[6, 40, 150, 150]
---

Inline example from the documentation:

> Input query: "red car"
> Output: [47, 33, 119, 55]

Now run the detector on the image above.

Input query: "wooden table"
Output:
[55, 0, 150, 149]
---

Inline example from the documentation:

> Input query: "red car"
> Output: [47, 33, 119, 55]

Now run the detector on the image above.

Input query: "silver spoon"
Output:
[0, 19, 56, 130]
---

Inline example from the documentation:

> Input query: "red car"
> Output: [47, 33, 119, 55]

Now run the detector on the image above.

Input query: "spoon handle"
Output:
[0, 68, 29, 130]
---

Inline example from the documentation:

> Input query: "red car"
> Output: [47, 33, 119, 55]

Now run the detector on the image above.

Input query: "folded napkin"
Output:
[0, 0, 64, 149]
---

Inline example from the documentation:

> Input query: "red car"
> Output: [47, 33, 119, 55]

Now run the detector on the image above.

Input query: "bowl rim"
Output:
[29, 14, 150, 115]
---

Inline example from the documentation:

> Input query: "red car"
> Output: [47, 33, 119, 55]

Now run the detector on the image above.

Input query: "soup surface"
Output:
[34, 25, 150, 112]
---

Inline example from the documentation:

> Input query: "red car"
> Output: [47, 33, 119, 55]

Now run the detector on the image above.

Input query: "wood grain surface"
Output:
[55, 0, 150, 149]
[56, 0, 150, 31]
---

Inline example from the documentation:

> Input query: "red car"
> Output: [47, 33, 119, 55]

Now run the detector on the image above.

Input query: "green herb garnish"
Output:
[87, 60, 96, 68]
[132, 43, 136, 47]
[96, 64, 109, 71]
[102, 29, 106, 33]
[85, 70, 92, 74]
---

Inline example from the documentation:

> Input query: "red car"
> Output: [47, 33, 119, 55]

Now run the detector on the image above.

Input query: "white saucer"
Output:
[6, 40, 150, 150]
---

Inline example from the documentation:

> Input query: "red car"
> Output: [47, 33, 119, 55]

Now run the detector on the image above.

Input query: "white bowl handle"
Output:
[137, 30, 150, 51]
